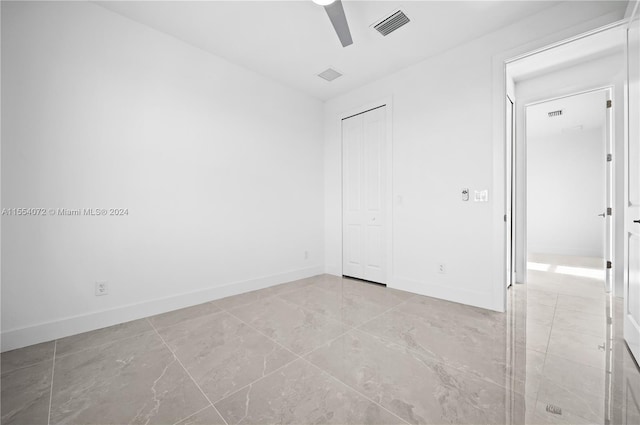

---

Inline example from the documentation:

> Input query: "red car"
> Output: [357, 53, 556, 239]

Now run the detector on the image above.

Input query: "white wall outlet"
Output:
[437, 263, 446, 274]
[95, 281, 108, 296]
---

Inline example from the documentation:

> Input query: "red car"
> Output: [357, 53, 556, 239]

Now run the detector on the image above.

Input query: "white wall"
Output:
[527, 128, 605, 257]
[1, 1, 324, 351]
[515, 52, 626, 295]
[324, 2, 626, 311]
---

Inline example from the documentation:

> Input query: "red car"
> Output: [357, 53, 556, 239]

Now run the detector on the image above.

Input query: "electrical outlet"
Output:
[437, 263, 446, 274]
[95, 281, 108, 296]
[304, 250, 309, 260]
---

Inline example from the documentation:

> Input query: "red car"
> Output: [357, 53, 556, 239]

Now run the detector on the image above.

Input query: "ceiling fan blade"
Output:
[324, 0, 353, 47]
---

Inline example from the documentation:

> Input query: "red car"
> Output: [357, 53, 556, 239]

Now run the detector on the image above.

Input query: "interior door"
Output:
[342, 105, 387, 284]
[506, 96, 515, 287]
[625, 3, 640, 365]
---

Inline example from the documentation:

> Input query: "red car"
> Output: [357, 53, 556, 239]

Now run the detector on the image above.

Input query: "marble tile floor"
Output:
[1, 265, 639, 425]
[520, 253, 640, 424]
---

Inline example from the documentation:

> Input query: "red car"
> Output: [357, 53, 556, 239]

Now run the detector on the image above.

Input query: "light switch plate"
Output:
[474, 190, 488, 202]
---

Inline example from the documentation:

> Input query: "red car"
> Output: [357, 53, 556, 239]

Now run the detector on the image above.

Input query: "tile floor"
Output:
[1, 258, 639, 425]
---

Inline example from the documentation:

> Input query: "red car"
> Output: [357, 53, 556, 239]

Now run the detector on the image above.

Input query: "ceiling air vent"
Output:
[548, 110, 563, 117]
[318, 68, 342, 82]
[373, 10, 410, 36]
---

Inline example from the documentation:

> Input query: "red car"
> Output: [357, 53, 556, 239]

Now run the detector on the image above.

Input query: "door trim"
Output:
[506, 94, 515, 288]
[339, 97, 393, 285]
[493, 19, 628, 311]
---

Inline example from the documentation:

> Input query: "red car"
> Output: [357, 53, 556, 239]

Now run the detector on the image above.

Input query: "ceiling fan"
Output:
[313, 0, 353, 47]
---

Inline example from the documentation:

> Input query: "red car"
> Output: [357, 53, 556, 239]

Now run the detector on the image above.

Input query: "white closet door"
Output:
[342, 106, 386, 284]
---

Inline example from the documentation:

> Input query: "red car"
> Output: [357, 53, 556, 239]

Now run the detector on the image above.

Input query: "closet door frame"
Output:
[340, 97, 393, 285]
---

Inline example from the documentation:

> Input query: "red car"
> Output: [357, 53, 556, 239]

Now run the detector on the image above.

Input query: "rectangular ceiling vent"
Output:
[318, 68, 342, 82]
[548, 110, 563, 117]
[373, 10, 410, 36]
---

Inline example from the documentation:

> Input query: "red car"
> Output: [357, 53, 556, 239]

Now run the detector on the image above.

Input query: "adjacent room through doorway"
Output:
[526, 89, 611, 299]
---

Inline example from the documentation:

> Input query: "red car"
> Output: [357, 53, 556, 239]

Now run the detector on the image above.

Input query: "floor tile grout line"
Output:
[219, 288, 344, 330]
[182, 307, 307, 407]
[300, 356, 412, 425]
[295, 294, 420, 358]
[218, 290, 358, 359]
[534, 287, 558, 410]
[47, 340, 57, 425]
[171, 404, 211, 425]
[299, 295, 418, 359]
[216, 276, 413, 334]
[353, 294, 418, 329]
[350, 322, 517, 395]
[145, 318, 230, 425]
[349, 295, 520, 391]
[224, 283, 417, 362]
[528, 265, 615, 425]
[52, 326, 158, 361]
[221, 308, 305, 360]
[210, 353, 302, 406]
[223, 298, 412, 425]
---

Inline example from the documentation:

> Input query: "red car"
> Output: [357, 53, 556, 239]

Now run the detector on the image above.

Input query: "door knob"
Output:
[634, 219, 640, 224]
[598, 213, 606, 217]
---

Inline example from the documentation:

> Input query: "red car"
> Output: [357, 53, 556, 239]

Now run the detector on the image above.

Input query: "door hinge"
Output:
[607, 100, 612, 108]
[504, 214, 507, 222]
[607, 207, 612, 216]
[607, 153, 612, 162]
[607, 260, 612, 269]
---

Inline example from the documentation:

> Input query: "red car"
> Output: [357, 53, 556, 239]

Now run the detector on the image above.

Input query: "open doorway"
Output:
[499, 18, 640, 424]
[525, 88, 613, 298]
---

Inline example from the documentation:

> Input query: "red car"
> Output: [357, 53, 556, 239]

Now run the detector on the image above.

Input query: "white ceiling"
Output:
[95, 0, 578, 100]
[526, 89, 606, 140]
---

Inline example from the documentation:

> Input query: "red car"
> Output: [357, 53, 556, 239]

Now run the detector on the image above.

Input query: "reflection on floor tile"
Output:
[359, 296, 509, 387]
[556, 293, 605, 316]
[552, 308, 605, 338]
[306, 329, 507, 424]
[215, 359, 402, 425]
[523, 320, 552, 353]
[537, 377, 604, 423]
[524, 253, 640, 425]
[229, 295, 348, 355]
[547, 327, 606, 370]
[3, 262, 639, 425]
[279, 283, 393, 327]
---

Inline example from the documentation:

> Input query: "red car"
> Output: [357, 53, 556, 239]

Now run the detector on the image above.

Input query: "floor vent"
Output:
[548, 110, 563, 117]
[373, 10, 410, 36]
[318, 68, 342, 82]
[545, 404, 562, 415]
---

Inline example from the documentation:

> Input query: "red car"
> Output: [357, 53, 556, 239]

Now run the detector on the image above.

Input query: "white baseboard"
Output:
[324, 264, 342, 276]
[1, 265, 324, 352]
[389, 275, 502, 312]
